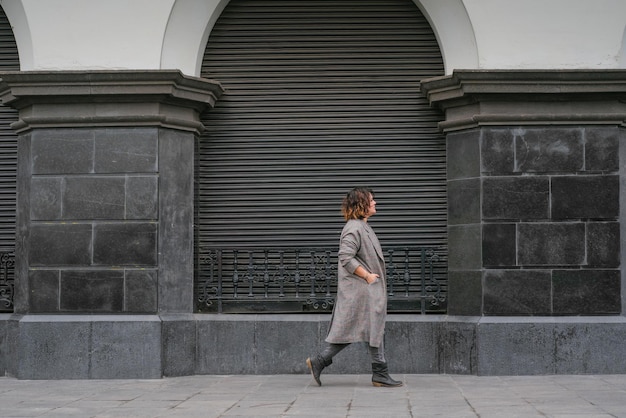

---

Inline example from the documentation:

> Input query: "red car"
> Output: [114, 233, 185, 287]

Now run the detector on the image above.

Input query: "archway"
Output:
[194, 0, 448, 313]
[161, 0, 478, 76]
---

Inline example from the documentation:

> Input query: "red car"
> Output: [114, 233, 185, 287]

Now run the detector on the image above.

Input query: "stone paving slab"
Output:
[0, 374, 625, 417]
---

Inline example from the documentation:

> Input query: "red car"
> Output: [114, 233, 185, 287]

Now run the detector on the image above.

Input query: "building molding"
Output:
[0, 70, 224, 134]
[421, 70, 626, 131]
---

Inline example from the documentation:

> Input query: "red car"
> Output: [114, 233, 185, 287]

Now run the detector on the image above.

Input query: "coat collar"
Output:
[361, 220, 385, 262]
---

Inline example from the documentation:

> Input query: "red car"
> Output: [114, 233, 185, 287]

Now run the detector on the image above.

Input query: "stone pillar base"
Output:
[3, 315, 626, 378]
[7, 315, 162, 379]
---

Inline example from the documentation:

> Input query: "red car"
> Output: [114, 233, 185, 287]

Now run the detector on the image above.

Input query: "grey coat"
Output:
[325, 219, 387, 348]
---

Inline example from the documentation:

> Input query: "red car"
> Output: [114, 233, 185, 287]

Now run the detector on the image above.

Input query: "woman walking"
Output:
[306, 187, 402, 387]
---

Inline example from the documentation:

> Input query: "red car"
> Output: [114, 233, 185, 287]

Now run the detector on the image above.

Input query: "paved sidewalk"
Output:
[0, 374, 625, 417]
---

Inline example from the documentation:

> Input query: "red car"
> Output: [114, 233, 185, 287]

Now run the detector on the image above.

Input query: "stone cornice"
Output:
[0, 70, 224, 133]
[420, 70, 626, 132]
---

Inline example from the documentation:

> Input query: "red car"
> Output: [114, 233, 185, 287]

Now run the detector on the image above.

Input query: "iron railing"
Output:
[196, 247, 446, 314]
[0, 252, 14, 312]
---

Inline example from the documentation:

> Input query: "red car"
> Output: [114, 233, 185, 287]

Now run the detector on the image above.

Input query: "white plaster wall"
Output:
[463, 0, 626, 69]
[1, 0, 625, 75]
[4, 0, 175, 70]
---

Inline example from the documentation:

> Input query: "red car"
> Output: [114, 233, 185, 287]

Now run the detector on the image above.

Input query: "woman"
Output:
[306, 187, 402, 387]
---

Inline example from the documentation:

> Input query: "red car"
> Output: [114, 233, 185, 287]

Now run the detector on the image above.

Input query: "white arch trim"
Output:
[1, 0, 33, 70]
[161, 0, 229, 76]
[161, 0, 478, 77]
[414, 0, 478, 74]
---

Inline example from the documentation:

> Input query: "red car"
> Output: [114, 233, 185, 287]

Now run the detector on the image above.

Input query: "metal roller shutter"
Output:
[0, 7, 19, 251]
[196, 0, 447, 312]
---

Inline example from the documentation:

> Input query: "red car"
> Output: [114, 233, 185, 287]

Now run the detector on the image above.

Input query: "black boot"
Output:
[306, 355, 332, 386]
[371, 362, 403, 387]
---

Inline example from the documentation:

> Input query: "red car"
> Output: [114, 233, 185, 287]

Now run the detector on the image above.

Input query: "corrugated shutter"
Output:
[197, 0, 446, 252]
[0, 7, 19, 251]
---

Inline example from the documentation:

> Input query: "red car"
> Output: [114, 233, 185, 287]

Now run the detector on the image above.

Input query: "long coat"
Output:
[325, 219, 387, 348]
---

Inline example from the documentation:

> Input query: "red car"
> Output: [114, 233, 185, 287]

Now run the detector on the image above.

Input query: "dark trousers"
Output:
[320, 340, 386, 364]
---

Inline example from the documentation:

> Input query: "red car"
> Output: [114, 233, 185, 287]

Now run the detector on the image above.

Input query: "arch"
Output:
[1, 0, 30, 70]
[414, 0, 478, 74]
[161, 0, 229, 76]
[161, 0, 478, 76]
[193, 0, 449, 313]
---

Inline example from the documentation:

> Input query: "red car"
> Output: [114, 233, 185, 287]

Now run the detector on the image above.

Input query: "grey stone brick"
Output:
[0, 319, 8, 375]
[514, 128, 583, 172]
[448, 224, 481, 270]
[196, 319, 256, 374]
[63, 176, 125, 220]
[126, 176, 158, 219]
[518, 222, 585, 266]
[28, 270, 59, 312]
[31, 129, 94, 174]
[162, 315, 196, 377]
[551, 175, 619, 219]
[587, 222, 620, 267]
[481, 129, 514, 174]
[158, 129, 194, 312]
[482, 223, 516, 266]
[447, 130, 479, 180]
[18, 319, 92, 379]
[90, 319, 161, 378]
[477, 320, 555, 375]
[448, 178, 480, 225]
[585, 127, 619, 172]
[553, 269, 621, 315]
[385, 320, 440, 373]
[255, 320, 319, 374]
[30, 177, 62, 220]
[483, 176, 549, 220]
[94, 128, 158, 173]
[440, 320, 477, 374]
[29, 223, 92, 266]
[483, 270, 551, 315]
[60, 270, 124, 312]
[124, 269, 157, 313]
[555, 322, 626, 374]
[93, 222, 157, 266]
[446, 270, 482, 315]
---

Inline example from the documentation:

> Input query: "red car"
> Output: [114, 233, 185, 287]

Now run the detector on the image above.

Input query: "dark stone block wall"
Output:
[0, 70, 227, 379]
[448, 126, 622, 315]
[26, 127, 160, 313]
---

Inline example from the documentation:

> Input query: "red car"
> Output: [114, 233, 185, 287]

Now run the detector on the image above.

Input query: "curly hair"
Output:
[341, 187, 374, 220]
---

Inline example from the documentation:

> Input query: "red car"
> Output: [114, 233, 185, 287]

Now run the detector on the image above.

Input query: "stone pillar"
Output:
[422, 70, 624, 316]
[0, 71, 222, 378]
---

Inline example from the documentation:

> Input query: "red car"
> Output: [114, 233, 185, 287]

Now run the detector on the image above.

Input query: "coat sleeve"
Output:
[338, 224, 362, 274]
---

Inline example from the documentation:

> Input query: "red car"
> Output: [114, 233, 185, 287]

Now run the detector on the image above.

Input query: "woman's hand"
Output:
[354, 265, 379, 284]
[364, 272, 379, 284]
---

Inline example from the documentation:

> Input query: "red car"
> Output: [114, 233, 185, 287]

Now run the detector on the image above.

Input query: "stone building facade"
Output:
[0, 0, 624, 378]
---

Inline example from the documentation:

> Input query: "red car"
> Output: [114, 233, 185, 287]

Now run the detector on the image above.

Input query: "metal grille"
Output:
[197, 246, 445, 314]
[0, 251, 14, 312]
[195, 0, 447, 312]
